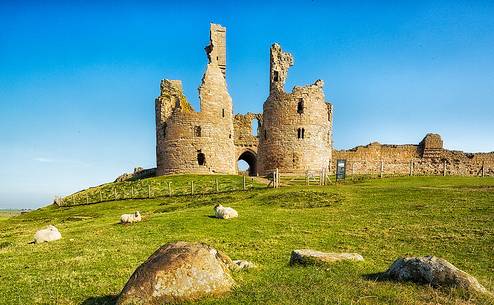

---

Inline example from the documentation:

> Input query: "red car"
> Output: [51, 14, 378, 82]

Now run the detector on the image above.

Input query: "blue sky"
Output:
[1, 1, 493, 209]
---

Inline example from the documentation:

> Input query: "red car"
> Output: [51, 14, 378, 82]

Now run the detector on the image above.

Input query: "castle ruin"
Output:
[156, 23, 332, 176]
[156, 23, 493, 178]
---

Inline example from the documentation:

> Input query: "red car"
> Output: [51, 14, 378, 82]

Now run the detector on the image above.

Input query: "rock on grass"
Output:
[385, 256, 488, 294]
[117, 242, 235, 305]
[290, 249, 364, 266]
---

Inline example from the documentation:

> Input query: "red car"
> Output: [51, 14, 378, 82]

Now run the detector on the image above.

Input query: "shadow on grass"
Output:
[81, 295, 118, 305]
[363, 272, 389, 282]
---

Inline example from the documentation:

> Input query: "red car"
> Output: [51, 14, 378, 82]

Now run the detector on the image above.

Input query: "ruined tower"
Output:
[257, 44, 333, 175]
[155, 23, 236, 175]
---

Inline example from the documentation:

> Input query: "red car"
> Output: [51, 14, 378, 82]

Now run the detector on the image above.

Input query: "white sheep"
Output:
[120, 211, 142, 224]
[214, 204, 238, 219]
[31, 225, 62, 244]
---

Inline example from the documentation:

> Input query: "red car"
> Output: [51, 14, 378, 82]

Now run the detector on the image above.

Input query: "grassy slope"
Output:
[61, 175, 266, 207]
[0, 176, 493, 305]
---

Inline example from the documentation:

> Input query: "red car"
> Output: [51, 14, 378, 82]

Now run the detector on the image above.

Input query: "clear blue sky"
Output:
[1, 1, 493, 209]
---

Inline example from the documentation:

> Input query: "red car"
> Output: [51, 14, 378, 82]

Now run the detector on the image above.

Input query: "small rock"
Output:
[117, 241, 235, 305]
[290, 249, 364, 266]
[385, 256, 488, 294]
[232, 260, 255, 270]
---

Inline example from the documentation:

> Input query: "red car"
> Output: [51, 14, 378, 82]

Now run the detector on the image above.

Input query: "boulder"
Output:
[232, 260, 255, 270]
[117, 242, 235, 305]
[290, 249, 364, 266]
[385, 256, 488, 294]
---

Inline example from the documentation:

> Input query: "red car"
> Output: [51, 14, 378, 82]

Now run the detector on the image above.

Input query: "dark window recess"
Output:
[297, 99, 304, 114]
[197, 152, 206, 165]
[264, 129, 267, 139]
[163, 123, 167, 137]
[194, 126, 202, 137]
[297, 128, 305, 139]
[229, 133, 232, 139]
[222, 108, 225, 118]
[273, 70, 279, 82]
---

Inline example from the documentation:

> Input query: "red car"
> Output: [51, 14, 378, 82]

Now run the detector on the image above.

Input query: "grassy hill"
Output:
[0, 176, 493, 304]
[59, 174, 267, 207]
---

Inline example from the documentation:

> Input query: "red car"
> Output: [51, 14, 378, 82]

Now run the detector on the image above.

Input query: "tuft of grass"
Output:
[0, 176, 493, 304]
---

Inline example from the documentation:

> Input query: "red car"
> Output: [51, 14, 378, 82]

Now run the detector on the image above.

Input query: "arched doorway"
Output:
[237, 150, 257, 176]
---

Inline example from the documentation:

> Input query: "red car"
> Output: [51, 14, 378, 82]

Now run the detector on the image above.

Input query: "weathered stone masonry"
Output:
[156, 23, 493, 177]
[332, 134, 494, 177]
[156, 24, 332, 176]
[257, 44, 333, 175]
[156, 24, 235, 175]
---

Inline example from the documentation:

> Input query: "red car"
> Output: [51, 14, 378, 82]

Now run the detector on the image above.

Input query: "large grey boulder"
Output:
[290, 249, 364, 266]
[385, 256, 488, 294]
[117, 242, 235, 305]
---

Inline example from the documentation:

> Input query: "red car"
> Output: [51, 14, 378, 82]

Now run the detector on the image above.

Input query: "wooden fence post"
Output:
[380, 161, 384, 178]
[443, 160, 447, 176]
[352, 162, 355, 178]
[481, 162, 485, 177]
[131, 186, 134, 198]
[168, 182, 172, 196]
[409, 160, 413, 176]
[191, 181, 194, 195]
[275, 168, 279, 188]
[243, 175, 246, 190]
[251, 177, 254, 189]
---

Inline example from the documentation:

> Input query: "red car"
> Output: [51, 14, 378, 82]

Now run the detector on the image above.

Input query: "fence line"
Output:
[55, 161, 492, 207]
[57, 175, 268, 207]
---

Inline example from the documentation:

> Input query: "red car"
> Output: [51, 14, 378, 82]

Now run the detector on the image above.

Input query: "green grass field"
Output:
[0, 209, 21, 222]
[0, 176, 493, 304]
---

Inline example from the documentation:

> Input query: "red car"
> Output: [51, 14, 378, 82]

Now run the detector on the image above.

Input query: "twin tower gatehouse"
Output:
[155, 23, 333, 176]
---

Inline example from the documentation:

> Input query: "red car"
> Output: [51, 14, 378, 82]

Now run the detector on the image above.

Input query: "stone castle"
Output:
[155, 23, 493, 177]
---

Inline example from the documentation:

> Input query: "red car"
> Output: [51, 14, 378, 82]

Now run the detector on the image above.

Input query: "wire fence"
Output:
[55, 175, 266, 207]
[54, 162, 492, 207]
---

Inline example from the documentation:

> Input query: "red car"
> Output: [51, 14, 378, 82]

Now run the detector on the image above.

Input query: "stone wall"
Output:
[155, 23, 236, 176]
[155, 23, 492, 179]
[332, 134, 494, 177]
[257, 44, 333, 175]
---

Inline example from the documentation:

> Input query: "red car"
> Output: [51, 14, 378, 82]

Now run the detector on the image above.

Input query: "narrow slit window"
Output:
[194, 126, 201, 137]
[264, 129, 267, 139]
[222, 108, 225, 118]
[297, 99, 304, 114]
[273, 70, 279, 82]
[197, 152, 206, 166]
[297, 128, 305, 139]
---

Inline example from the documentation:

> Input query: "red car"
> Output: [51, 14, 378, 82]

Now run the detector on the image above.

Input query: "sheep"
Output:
[214, 204, 238, 219]
[120, 211, 142, 224]
[30, 225, 62, 244]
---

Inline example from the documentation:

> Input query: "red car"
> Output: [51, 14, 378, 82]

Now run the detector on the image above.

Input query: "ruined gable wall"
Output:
[258, 44, 332, 175]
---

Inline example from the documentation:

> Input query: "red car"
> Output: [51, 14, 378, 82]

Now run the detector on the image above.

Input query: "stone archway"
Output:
[237, 150, 257, 176]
